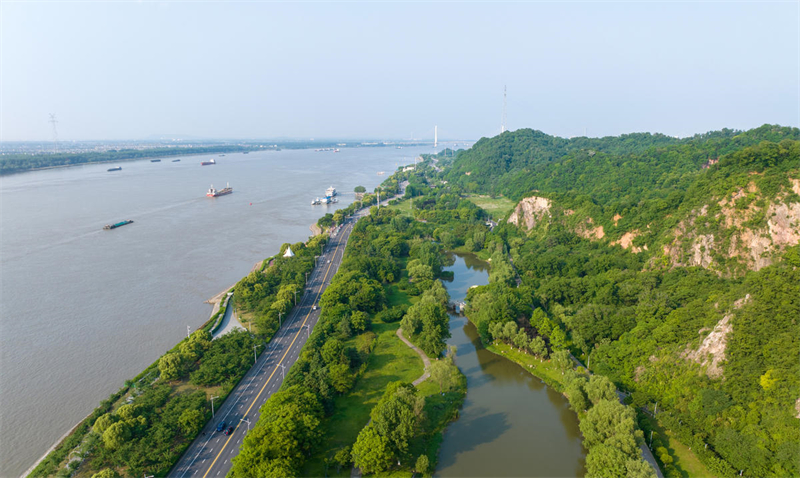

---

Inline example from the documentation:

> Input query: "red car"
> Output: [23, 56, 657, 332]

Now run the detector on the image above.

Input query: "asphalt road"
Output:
[169, 209, 367, 478]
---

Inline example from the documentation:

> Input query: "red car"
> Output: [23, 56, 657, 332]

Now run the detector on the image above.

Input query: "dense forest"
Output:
[429, 125, 800, 477]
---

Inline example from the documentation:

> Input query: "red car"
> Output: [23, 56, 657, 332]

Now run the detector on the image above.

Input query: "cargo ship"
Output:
[150, 159, 161, 162]
[107, 166, 122, 172]
[172, 159, 180, 162]
[103, 220, 134, 230]
[201, 159, 216, 166]
[207, 183, 232, 197]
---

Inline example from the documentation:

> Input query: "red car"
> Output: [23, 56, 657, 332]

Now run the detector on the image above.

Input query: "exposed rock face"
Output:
[683, 294, 749, 379]
[612, 231, 642, 253]
[684, 313, 732, 379]
[507, 196, 552, 230]
[613, 214, 623, 226]
[665, 178, 800, 273]
[577, 217, 605, 240]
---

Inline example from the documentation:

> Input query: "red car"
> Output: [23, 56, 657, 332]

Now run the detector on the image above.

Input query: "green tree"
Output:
[429, 360, 454, 393]
[579, 400, 639, 456]
[350, 310, 369, 333]
[91, 469, 119, 478]
[530, 336, 548, 359]
[566, 382, 590, 412]
[102, 421, 130, 450]
[415, 454, 430, 474]
[321, 338, 345, 365]
[585, 444, 628, 478]
[178, 408, 204, 436]
[354, 185, 366, 193]
[552, 349, 573, 374]
[93, 413, 116, 435]
[333, 446, 352, 473]
[328, 363, 355, 393]
[625, 458, 657, 478]
[585, 375, 617, 405]
[352, 424, 393, 474]
[158, 352, 184, 381]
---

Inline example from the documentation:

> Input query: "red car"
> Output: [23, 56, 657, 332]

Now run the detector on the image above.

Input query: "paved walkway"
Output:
[212, 296, 246, 339]
[396, 327, 431, 386]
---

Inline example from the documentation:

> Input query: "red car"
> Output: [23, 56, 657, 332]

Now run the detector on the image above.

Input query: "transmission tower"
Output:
[501, 85, 507, 134]
[49, 113, 59, 153]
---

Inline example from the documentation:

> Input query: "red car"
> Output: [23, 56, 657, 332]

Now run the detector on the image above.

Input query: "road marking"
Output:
[201, 231, 347, 478]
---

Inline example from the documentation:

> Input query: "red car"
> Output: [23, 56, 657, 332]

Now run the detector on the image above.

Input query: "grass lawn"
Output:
[639, 415, 716, 478]
[388, 197, 414, 217]
[302, 317, 426, 477]
[465, 195, 516, 220]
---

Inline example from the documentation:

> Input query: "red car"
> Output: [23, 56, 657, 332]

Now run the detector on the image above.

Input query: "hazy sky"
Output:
[2, 1, 798, 141]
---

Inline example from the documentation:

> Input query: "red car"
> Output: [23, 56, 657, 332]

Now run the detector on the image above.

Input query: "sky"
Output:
[1, 1, 798, 141]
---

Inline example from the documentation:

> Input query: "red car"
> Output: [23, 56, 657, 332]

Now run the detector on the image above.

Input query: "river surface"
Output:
[0, 145, 443, 477]
[436, 253, 586, 477]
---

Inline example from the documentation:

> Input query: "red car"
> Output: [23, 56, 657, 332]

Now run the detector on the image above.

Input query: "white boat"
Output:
[326, 186, 337, 197]
[311, 198, 321, 205]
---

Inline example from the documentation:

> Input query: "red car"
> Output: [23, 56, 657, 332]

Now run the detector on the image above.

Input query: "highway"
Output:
[169, 207, 368, 478]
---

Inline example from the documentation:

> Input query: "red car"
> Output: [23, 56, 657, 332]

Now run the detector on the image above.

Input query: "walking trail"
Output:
[350, 327, 431, 478]
[396, 327, 431, 386]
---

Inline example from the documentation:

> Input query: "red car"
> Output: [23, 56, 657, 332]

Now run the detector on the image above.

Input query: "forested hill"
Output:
[446, 124, 798, 203]
[437, 124, 799, 477]
[445, 124, 800, 276]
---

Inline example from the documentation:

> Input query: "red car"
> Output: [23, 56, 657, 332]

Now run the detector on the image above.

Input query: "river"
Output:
[436, 252, 586, 477]
[0, 145, 440, 477]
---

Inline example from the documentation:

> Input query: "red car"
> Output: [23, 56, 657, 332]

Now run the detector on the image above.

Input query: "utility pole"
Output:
[210, 395, 219, 417]
[187, 325, 191, 339]
[279, 363, 286, 381]
[279, 312, 283, 328]
[294, 290, 298, 306]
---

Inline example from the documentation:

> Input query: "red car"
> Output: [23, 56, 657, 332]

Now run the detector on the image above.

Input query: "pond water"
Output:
[436, 252, 586, 477]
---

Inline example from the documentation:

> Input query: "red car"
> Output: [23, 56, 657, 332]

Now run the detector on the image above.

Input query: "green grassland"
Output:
[302, 315, 425, 477]
[465, 195, 516, 220]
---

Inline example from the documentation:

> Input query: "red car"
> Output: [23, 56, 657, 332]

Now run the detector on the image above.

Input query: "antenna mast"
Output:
[434, 125, 438, 148]
[49, 114, 59, 153]
[501, 85, 507, 133]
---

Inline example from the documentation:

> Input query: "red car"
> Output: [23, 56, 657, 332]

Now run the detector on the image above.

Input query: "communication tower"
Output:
[49, 113, 59, 152]
[434, 125, 438, 148]
[501, 86, 507, 134]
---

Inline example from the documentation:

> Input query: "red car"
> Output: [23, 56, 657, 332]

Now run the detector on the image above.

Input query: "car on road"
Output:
[225, 426, 234, 435]
[312, 305, 317, 310]
[216, 421, 226, 432]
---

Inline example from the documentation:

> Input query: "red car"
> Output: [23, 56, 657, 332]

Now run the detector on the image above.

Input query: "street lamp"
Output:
[210, 396, 220, 418]
[305, 272, 309, 285]
[303, 324, 310, 338]
[279, 312, 283, 328]
[253, 343, 262, 365]
[240, 417, 251, 433]
[294, 290, 298, 306]
[279, 363, 286, 381]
